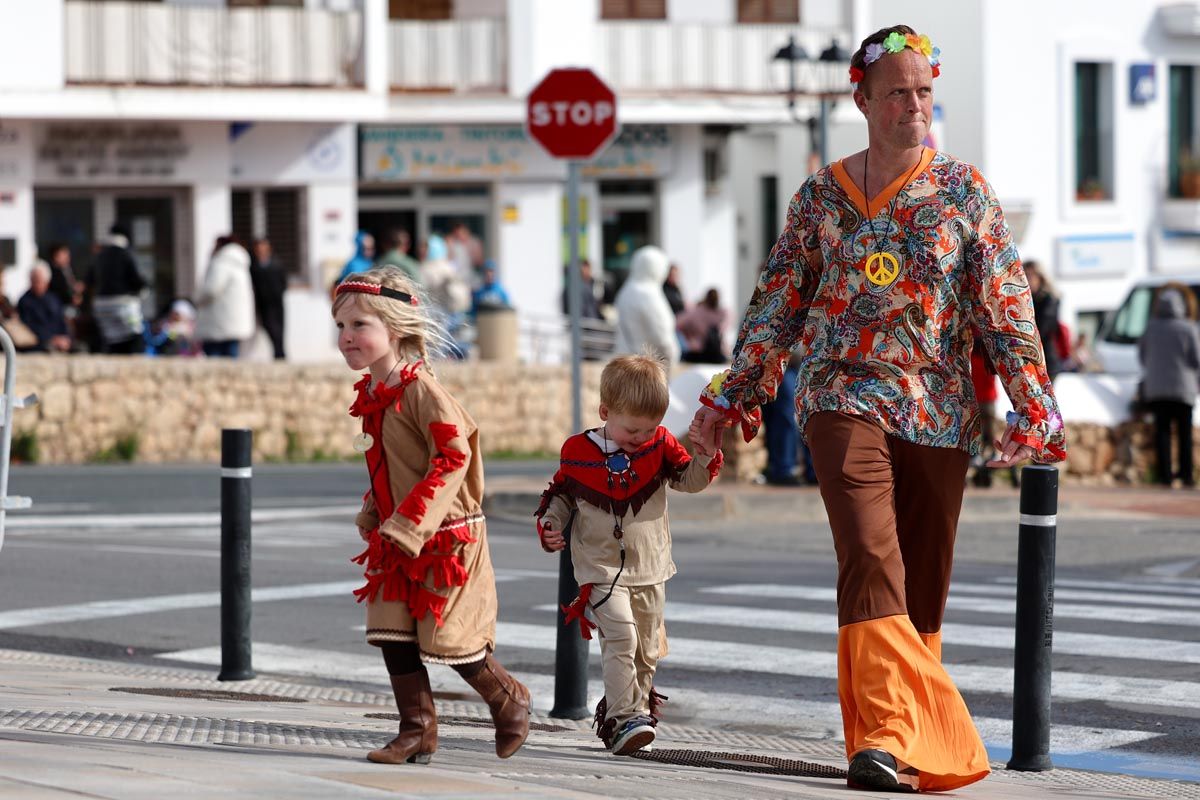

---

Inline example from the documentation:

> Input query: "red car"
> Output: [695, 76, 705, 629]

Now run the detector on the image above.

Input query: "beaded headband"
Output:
[336, 280, 418, 306]
[849, 31, 941, 87]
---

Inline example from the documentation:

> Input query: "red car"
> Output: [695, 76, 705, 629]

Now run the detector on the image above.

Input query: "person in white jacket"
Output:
[195, 236, 256, 358]
[613, 245, 680, 365]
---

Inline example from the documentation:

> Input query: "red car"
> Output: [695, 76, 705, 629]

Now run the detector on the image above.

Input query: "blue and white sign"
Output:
[1129, 63, 1155, 105]
[1056, 233, 1135, 277]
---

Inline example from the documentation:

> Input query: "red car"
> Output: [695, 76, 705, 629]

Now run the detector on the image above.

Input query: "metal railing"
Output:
[596, 22, 845, 94]
[388, 18, 506, 93]
[518, 311, 615, 365]
[65, 1, 363, 88]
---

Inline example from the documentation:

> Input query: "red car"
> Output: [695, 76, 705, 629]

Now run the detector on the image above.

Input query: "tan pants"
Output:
[805, 411, 969, 631]
[589, 582, 665, 725]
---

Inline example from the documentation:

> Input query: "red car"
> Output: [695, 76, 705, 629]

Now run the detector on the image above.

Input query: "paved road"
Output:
[1, 464, 1199, 784]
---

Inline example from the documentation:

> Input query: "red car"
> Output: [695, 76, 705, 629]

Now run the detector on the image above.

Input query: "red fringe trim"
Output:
[562, 583, 597, 640]
[397, 422, 467, 526]
[350, 515, 476, 626]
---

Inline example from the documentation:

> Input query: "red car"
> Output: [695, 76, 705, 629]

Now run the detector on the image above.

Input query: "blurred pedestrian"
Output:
[446, 221, 483, 283]
[195, 236, 255, 358]
[761, 351, 802, 485]
[677, 288, 729, 363]
[45, 244, 81, 310]
[471, 260, 511, 313]
[336, 231, 376, 287]
[421, 234, 471, 359]
[250, 238, 287, 360]
[968, 328, 999, 487]
[17, 261, 72, 353]
[1024, 260, 1062, 379]
[1138, 283, 1200, 488]
[662, 263, 685, 316]
[613, 245, 680, 365]
[88, 223, 146, 354]
[375, 228, 422, 286]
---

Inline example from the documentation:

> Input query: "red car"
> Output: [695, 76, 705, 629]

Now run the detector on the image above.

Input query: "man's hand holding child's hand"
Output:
[539, 522, 565, 552]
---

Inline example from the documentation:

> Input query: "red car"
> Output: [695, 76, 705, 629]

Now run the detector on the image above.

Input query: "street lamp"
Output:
[772, 36, 850, 166]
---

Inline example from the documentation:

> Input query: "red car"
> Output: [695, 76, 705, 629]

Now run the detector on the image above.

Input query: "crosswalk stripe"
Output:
[491, 622, 1200, 712]
[0, 570, 556, 630]
[704, 584, 1200, 627]
[951, 583, 1200, 609]
[994, 575, 1200, 598]
[154, 641, 1161, 754]
[532, 602, 1200, 664]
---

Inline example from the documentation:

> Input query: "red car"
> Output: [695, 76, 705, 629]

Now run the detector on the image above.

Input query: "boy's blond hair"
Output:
[600, 354, 669, 418]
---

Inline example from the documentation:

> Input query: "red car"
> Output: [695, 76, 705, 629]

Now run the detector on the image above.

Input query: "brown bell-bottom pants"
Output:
[805, 411, 970, 632]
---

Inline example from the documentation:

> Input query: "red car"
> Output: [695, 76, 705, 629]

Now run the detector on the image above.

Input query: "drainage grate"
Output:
[364, 713, 573, 733]
[111, 687, 307, 704]
[630, 748, 847, 779]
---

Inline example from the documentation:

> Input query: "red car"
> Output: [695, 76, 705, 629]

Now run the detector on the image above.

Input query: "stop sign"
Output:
[526, 68, 619, 160]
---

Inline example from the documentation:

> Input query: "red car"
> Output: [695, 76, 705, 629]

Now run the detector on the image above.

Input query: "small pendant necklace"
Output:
[862, 147, 924, 288]
[591, 425, 629, 611]
[353, 358, 402, 453]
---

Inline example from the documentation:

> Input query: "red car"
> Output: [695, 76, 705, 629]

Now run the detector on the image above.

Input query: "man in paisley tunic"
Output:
[692, 24, 1066, 793]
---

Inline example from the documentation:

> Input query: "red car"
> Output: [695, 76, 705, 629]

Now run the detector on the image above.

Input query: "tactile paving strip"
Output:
[631, 748, 846, 779]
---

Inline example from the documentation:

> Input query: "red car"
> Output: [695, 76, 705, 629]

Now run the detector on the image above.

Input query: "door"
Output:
[357, 209, 418, 262]
[34, 196, 95, 280]
[115, 196, 175, 318]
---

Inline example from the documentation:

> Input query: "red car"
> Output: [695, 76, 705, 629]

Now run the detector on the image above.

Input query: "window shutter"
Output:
[389, 0, 452, 20]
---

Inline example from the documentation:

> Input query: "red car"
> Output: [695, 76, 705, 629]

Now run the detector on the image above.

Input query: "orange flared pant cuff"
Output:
[838, 615, 990, 792]
[919, 630, 942, 662]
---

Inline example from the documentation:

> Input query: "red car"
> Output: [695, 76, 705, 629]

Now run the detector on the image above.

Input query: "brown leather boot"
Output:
[368, 669, 437, 764]
[461, 653, 530, 758]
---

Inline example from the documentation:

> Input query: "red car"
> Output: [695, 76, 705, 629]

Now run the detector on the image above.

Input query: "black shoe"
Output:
[765, 474, 803, 486]
[847, 749, 917, 792]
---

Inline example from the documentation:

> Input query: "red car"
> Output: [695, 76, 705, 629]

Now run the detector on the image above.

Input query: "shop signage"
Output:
[1056, 233, 1135, 278]
[361, 125, 672, 182]
[37, 123, 190, 179]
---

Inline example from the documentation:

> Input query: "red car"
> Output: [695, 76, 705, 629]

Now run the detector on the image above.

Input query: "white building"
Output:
[0, 0, 860, 361]
[858, 0, 1200, 344]
[19, 1, 1187, 361]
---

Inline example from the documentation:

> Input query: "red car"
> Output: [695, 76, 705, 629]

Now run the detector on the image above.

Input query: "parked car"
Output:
[1093, 274, 1200, 375]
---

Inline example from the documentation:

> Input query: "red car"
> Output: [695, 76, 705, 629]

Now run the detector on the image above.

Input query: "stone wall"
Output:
[0, 356, 1192, 485]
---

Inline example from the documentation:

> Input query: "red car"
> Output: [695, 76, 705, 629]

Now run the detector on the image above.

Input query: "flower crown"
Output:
[849, 31, 941, 87]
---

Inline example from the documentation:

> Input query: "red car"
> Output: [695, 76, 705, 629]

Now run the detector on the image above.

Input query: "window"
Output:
[389, 0, 451, 19]
[230, 188, 305, 279]
[1169, 65, 1199, 199]
[600, 0, 666, 20]
[228, 1, 304, 7]
[737, 0, 799, 23]
[1074, 62, 1114, 202]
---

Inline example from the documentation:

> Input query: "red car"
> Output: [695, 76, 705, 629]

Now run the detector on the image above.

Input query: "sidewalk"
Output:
[484, 471, 1200, 523]
[0, 649, 1195, 799]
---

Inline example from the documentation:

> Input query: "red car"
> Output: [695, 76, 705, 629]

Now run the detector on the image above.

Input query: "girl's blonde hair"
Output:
[331, 267, 451, 367]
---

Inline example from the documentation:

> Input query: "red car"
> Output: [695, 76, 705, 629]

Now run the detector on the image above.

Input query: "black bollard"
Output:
[1007, 464, 1057, 771]
[550, 534, 589, 719]
[218, 429, 255, 681]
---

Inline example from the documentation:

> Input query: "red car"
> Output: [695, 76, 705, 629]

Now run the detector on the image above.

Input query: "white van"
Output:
[1093, 274, 1200, 375]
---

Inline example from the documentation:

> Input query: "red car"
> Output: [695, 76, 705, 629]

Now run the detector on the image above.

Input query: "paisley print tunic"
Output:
[720, 149, 1066, 461]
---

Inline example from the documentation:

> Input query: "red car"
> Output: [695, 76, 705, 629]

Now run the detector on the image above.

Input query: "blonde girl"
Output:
[333, 267, 530, 764]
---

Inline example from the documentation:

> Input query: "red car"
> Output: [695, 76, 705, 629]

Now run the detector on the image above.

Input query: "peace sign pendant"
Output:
[865, 252, 900, 287]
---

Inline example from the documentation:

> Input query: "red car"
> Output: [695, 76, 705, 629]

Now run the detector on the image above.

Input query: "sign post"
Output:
[526, 67, 619, 720]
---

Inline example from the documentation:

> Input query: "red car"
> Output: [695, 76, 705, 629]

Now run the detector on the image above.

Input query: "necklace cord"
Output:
[591, 426, 628, 610]
[864, 146, 925, 258]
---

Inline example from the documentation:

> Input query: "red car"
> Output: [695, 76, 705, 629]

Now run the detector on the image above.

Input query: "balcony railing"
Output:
[65, 1, 363, 88]
[389, 19, 506, 93]
[596, 22, 846, 94]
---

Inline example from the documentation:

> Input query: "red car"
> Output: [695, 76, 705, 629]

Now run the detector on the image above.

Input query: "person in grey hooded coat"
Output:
[1138, 285, 1200, 487]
